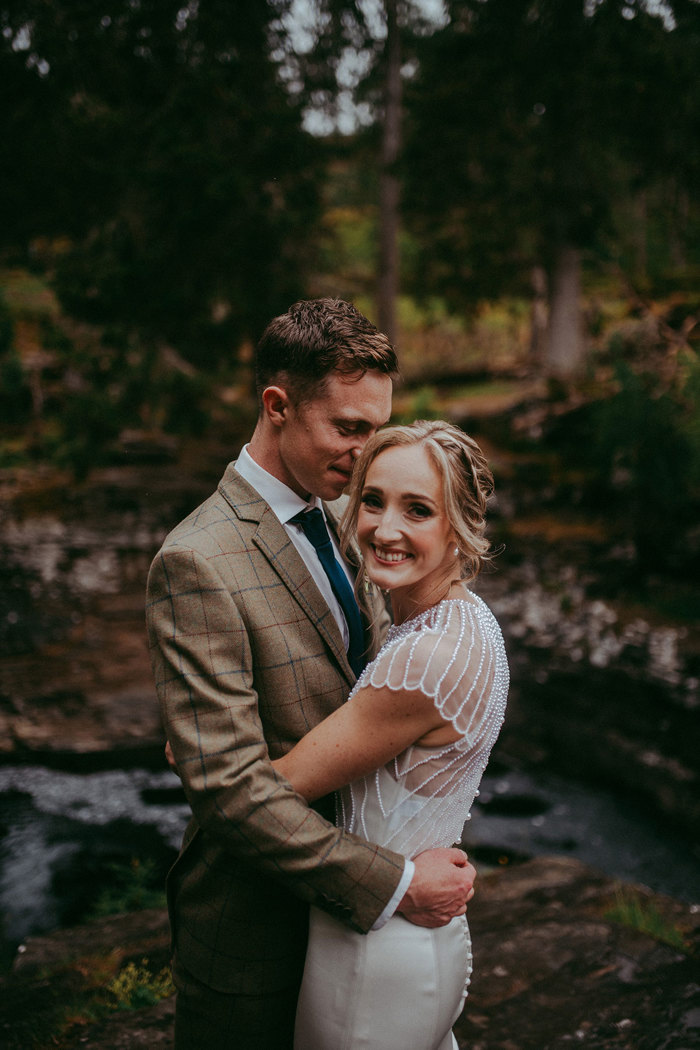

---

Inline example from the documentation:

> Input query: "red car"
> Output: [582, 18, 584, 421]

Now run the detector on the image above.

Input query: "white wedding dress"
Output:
[294, 594, 509, 1050]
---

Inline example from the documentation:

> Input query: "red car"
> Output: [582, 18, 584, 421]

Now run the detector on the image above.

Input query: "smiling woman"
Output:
[356, 443, 457, 619]
[273, 419, 509, 1050]
[343, 419, 495, 622]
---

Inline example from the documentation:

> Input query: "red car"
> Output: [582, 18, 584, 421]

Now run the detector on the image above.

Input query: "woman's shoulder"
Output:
[363, 594, 485, 695]
[413, 590, 501, 639]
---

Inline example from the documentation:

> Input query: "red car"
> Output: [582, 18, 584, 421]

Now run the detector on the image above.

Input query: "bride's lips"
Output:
[371, 545, 412, 564]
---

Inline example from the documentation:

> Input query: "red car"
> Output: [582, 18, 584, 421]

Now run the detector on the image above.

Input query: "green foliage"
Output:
[393, 385, 439, 424]
[108, 959, 174, 1011]
[588, 354, 700, 568]
[88, 858, 167, 919]
[1, 1, 325, 362]
[544, 328, 700, 573]
[0, 353, 32, 430]
[0, 286, 13, 353]
[402, 0, 700, 307]
[605, 889, 688, 951]
[1, 946, 172, 1048]
[0, 278, 214, 476]
[0, 278, 40, 450]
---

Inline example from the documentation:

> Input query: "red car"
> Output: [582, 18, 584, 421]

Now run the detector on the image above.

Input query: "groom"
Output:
[146, 298, 476, 1049]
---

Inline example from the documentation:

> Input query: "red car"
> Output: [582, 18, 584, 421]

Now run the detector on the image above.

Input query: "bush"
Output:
[0, 286, 13, 354]
[0, 352, 32, 430]
[587, 355, 700, 570]
[88, 858, 167, 919]
[108, 960, 174, 1011]
[546, 346, 700, 574]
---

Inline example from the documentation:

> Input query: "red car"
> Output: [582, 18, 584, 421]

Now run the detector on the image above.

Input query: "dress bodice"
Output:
[336, 595, 509, 858]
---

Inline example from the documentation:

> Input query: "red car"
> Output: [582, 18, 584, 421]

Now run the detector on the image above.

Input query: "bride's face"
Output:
[357, 444, 458, 605]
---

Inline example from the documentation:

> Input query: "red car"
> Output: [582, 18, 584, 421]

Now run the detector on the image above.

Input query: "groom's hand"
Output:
[397, 848, 476, 928]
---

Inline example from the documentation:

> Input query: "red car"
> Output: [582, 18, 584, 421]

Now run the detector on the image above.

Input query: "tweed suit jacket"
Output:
[146, 462, 405, 995]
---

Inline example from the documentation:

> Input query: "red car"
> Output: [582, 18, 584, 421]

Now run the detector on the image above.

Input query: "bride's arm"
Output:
[272, 682, 448, 801]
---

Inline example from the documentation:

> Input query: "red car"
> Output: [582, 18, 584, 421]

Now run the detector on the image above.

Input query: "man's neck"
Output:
[247, 422, 281, 478]
[246, 423, 310, 501]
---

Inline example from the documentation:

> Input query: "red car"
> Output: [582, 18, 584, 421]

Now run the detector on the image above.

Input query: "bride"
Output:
[273, 420, 509, 1050]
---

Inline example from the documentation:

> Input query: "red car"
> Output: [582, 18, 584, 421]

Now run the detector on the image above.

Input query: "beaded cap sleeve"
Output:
[336, 595, 509, 858]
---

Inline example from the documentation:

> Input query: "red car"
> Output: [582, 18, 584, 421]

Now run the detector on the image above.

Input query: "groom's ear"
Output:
[262, 385, 292, 428]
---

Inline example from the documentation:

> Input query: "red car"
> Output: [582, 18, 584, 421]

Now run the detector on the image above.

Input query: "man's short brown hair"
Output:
[255, 298, 398, 404]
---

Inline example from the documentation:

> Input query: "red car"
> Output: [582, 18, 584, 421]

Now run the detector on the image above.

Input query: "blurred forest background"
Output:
[1, 3, 700, 1039]
[1, 0, 698, 541]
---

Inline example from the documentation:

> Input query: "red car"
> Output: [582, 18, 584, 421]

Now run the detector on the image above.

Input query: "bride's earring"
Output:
[454, 547, 460, 557]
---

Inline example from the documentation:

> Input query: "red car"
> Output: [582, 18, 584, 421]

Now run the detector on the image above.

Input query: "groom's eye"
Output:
[336, 420, 364, 436]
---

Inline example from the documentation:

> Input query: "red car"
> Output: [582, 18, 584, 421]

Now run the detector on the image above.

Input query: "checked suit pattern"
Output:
[146, 463, 403, 996]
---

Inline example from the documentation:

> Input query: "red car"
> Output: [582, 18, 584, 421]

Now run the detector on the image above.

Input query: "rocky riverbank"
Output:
[1, 451, 697, 837]
[2, 856, 698, 1049]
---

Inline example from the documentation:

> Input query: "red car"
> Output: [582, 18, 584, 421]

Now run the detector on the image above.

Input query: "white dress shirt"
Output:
[235, 445, 413, 928]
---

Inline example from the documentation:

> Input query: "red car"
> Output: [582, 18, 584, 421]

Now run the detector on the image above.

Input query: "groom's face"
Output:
[278, 369, 393, 502]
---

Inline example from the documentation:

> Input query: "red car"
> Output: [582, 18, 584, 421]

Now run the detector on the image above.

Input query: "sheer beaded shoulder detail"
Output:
[336, 595, 509, 858]
[360, 597, 504, 745]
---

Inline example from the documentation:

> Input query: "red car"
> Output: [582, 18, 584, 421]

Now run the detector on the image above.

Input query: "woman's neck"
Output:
[390, 575, 466, 626]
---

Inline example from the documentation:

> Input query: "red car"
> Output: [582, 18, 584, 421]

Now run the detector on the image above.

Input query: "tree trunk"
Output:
[529, 264, 548, 362]
[377, 0, 401, 346]
[633, 190, 648, 278]
[543, 243, 585, 380]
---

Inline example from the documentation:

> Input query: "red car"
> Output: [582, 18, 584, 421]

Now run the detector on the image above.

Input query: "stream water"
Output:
[1, 755, 698, 971]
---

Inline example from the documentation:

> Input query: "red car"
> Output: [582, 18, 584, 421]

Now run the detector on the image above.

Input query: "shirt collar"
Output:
[236, 444, 322, 524]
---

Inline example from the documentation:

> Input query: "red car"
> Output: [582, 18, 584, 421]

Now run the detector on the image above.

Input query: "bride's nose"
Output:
[374, 508, 402, 543]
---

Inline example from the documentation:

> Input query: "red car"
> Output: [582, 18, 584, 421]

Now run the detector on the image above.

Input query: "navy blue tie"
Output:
[290, 508, 366, 677]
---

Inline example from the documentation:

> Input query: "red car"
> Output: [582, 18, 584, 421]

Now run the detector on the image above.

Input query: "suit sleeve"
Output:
[146, 543, 405, 933]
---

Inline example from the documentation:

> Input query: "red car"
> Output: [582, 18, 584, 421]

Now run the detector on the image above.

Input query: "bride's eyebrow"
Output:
[402, 491, 438, 505]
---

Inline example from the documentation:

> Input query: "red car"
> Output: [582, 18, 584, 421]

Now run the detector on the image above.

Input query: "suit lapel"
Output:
[218, 466, 354, 685]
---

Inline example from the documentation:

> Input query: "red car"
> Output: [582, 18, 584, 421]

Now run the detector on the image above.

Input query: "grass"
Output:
[1, 856, 171, 1047]
[604, 888, 689, 952]
[2, 951, 173, 1049]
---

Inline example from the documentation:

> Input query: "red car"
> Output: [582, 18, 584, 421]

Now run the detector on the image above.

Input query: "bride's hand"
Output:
[165, 740, 179, 775]
[397, 847, 476, 928]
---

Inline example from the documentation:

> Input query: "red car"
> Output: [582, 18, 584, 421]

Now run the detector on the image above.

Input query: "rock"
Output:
[11, 907, 171, 979]
[2, 857, 698, 1050]
[1, 908, 173, 1050]
[61, 997, 175, 1050]
[455, 856, 700, 1050]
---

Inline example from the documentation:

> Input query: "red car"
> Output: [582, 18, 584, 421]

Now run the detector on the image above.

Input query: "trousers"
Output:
[172, 954, 301, 1050]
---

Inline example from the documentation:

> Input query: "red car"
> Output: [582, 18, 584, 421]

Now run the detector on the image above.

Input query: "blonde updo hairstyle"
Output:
[341, 419, 495, 584]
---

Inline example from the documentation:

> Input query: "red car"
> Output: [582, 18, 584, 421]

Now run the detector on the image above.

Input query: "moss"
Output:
[605, 888, 690, 952]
